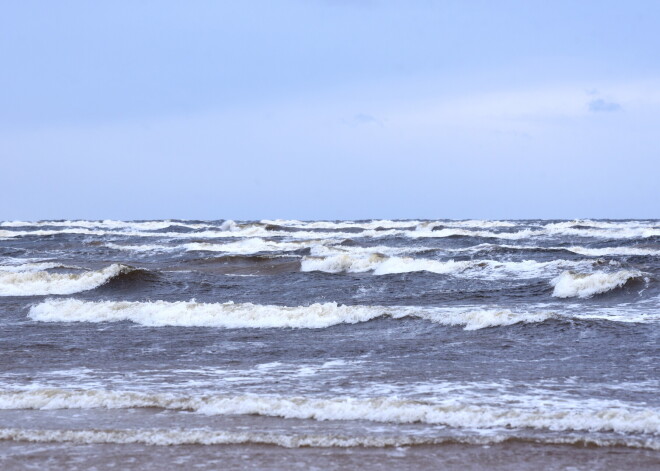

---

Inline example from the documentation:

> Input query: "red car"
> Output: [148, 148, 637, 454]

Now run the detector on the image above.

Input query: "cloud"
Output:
[343, 113, 383, 127]
[588, 98, 622, 112]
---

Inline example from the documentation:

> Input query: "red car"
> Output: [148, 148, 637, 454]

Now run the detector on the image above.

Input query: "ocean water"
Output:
[0, 219, 658, 470]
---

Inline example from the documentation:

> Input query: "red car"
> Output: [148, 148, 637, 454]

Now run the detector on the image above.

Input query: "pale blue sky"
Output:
[2, 1, 659, 220]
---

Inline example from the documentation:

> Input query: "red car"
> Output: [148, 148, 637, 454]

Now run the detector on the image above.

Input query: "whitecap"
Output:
[301, 253, 590, 279]
[28, 299, 559, 330]
[551, 270, 644, 298]
[0, 264, 133, 296]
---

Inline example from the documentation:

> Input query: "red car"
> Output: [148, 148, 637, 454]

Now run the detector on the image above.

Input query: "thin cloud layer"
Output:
[588, 99, 622, 112]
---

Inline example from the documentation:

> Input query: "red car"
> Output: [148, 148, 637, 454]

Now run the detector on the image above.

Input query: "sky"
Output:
[1, 0, 659, 220]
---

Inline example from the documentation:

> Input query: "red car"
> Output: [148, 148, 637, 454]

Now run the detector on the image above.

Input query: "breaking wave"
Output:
[0, 264, 135, 296]
[184, 238, 327, 254]
[544, 225, 660, 239]
[301, 253, 590, 279]
[449, 244, 660, 257]
[0, 219, 213, 231]
[564, 246, 660, 257]
[410, 228, 542, 240]
[0, 428, 656, 449]
[3, 218, 659, 242]
[105, 243, 179, 253]
[551, 270, 645, 298]
[0, 388, 658, 437]
[261, 219, 521, 231]
[0, 261, 73, 273]
[260, 219, 421, 230]
[544, 220, 659, 231]
[28, 299, 560, 330]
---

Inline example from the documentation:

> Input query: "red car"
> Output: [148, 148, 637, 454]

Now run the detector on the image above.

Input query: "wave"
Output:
[416, 220, 519, 229]
[31, 298, 658, 329]
[450, 244, 660, 257]
[28, 299, 386, 328]
[28, 299, 562, 330]
[544, 220, 659, 231]
[184, 238, 327, 254]
[6, 219, 655, 234]
[106, 240, 311, 255]
[261, 219, 422, 230]
[105, 239, 660, 259]
[0, 228, 110, 239]
[544, 225, 660, 239]
[3, 220, 659, 242]
[410, 228, 542, 240]
[564, 246, 660, 256]
[262, 219, 520, 231]
[106, 241, 431, 258]
[0, 220, 213, 231]
[309, 245, 433, 257]
[0, 225, 537, 242]
[0, 427, 656, 450]
[105, 243, 179, 252]
[551, 270, 645, 298]
[1, 388, 657, 436]
[413, 225, 658, 240]
[0, 264, 135, 296]
[301, 253, 590, 279]
[0, 227, 399, 242]
[0, 261, 73, 273]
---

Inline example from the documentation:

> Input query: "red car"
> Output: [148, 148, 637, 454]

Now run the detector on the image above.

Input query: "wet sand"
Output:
[1, 442, 658, 471]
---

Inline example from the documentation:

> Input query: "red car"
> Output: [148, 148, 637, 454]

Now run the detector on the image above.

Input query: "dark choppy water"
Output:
[1, 219, 659, 469]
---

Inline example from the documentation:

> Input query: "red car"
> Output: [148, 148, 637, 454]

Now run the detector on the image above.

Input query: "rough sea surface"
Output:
[1, 219, 658, 470]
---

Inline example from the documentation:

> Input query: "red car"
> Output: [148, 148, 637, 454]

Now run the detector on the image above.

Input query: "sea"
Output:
[0, 219, 658, 470]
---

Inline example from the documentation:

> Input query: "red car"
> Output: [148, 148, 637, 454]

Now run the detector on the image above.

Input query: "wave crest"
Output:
[301, 253, 589, 279]
[551, 270, 645, 298]
[28, 299, 558, 330]
[0, 264, 135, 296]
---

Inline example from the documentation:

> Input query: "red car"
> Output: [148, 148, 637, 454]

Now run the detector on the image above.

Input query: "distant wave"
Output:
[410, 228, 542, 240]
[413, 226, 660, 240]
[1, 388, 657, 437]
[564, 246, 660, 256]
[544, 220, 659, 231]
[301, 253, 591, 279]
[0, 261, 74, 273]
[4, 218, 656, 233]
[0, 227, 398, 241]
[107, 239, 316, 254]
[0, 220, 213, 231]
[107, 240, 433, 257]
[451, 243, 660, 257]
[0, 264, 135, 296]
[551, 270, 645, 298]
[184, 238, 326, 254]
[546, 227, 660, 239]
[2, 219, 659, 241]
[105, 243, 179, 253]
[261, 219, 422, 230]
[105, 239, 660, 259]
